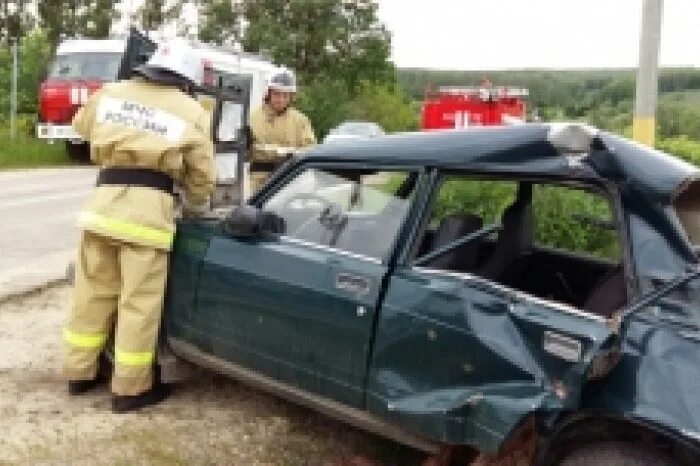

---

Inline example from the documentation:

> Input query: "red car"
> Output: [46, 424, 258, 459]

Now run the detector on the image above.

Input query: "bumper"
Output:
[36, 123, 81, 141]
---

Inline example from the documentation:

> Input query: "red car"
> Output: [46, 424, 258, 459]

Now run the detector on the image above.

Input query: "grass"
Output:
[0, 129, 72, 169]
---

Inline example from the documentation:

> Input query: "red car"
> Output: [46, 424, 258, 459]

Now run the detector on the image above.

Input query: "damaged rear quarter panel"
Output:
[366, 267, 615, 453]
[584, 309, 700, 442]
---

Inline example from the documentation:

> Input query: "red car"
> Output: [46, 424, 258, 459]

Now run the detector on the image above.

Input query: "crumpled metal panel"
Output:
[367, 268, 615, 453]
[585, 310, 700, 442]
[587, 134, 700, 288]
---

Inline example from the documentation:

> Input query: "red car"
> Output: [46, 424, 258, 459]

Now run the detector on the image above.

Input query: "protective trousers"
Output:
[63, 231, 168, 396]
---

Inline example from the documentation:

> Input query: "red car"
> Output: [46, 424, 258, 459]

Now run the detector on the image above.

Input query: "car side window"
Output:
[532, 184, 621, 261]
[413, 175, 627, 315]
[414, 177, 517, 259]
[264, 168, 416, 261]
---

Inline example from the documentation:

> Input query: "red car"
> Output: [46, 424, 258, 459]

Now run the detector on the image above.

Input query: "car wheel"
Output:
[66, 141, 90, 163]
[558, 441, 676, 466]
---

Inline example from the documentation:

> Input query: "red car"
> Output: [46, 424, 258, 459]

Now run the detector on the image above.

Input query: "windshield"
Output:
[49, 52, 122, 80]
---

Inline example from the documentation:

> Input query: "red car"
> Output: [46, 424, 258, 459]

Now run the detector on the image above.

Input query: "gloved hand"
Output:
[181, 200, 210, 219]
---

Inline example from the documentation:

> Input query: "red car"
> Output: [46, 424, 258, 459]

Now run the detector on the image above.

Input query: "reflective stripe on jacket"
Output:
[72, 78, 215, 250]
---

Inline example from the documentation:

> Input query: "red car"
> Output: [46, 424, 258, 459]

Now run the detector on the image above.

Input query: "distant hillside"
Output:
[397, 68, 700, 108]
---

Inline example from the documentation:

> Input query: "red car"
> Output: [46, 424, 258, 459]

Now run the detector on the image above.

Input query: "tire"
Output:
[66, 141, 91, 163]
[558, 441, 676, 466]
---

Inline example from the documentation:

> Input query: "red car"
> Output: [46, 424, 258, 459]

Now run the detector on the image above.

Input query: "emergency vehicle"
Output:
[36, 29, 280, 162]
[36, 38, 125, 160]
[421, 82, 528, 130]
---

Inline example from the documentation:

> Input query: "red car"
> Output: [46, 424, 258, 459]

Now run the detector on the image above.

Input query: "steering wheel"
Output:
[282, 193, 334, 211]
[281, 193, 347, 238]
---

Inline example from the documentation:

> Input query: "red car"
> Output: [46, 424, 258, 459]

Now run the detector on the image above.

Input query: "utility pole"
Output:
[633, 0, 664, 147]
[10, 37, 18, 141]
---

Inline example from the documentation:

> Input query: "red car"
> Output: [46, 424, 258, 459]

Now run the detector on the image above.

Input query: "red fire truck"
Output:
[421, 82, 528, 130]
[36, 37, 129, 160]
[36, 29, 280, 162]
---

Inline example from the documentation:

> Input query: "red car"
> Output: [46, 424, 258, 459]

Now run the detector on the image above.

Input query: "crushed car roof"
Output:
[298, 123, 700, 273]
[302, 123, 700, 202]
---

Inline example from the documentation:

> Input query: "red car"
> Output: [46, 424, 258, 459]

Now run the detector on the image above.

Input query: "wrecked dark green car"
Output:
[161, 124, 700, 465]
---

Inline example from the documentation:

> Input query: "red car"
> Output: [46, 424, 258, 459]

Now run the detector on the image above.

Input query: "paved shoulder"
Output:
[0, 167, 95, 299]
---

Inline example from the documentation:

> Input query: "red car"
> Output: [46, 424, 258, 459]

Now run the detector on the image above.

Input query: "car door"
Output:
[195, 165, 421, 407]
[164, 74, 251, 350]
[366, 173, 619, 452]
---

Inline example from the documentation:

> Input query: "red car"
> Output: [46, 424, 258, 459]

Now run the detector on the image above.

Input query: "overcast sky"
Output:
[376, 0, 700, 69]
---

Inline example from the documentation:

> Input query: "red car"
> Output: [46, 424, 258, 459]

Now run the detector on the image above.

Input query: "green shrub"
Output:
[433, 179, 517, 225]
[533, 186, 620, 260]
[656, 136, 700, 166]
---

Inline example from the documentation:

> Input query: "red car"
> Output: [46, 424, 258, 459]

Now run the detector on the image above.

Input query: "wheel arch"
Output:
[534, 413, 700, 466]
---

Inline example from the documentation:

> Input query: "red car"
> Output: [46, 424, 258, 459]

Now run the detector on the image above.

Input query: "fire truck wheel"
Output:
[66, 142, 91, 164]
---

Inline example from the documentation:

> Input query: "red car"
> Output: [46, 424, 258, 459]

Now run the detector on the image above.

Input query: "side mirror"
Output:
[221, 205, 286, 239]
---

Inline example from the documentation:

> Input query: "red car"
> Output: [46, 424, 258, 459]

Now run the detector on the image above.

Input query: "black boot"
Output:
[68, 355, 112, 395]
[111, 383, 171, 413]
[68, 377, 104, 395]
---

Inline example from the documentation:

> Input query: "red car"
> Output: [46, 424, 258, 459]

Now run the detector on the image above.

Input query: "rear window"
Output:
[50, 52, 122, 80]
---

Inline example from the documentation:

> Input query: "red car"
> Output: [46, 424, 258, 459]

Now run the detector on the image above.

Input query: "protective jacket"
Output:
[65, 77, 214, 397]
[249, 103, 316, 163]
[72, 78, 214, 250]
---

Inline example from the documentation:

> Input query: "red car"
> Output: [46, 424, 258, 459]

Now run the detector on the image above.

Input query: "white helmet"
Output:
[267, 70, 297, 93]
[140, 39, 203, 87]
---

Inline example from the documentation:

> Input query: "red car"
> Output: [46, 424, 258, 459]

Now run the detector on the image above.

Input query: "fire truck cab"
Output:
[421, 84, 528, 130]
[36, 38, 126, 160]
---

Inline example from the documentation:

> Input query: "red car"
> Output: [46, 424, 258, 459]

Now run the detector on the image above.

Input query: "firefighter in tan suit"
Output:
[63, 40, 214, 413]
[249, 70, 316, 192]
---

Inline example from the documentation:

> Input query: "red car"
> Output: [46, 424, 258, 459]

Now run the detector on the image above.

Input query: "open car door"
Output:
[117, 27, 156, 80]
[196, 73, 252, 207]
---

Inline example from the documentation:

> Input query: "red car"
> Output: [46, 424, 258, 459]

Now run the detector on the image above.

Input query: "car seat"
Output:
[424, 213, 484, 271]
[478, 187, 533, 283]
[583, 267, 627, 318]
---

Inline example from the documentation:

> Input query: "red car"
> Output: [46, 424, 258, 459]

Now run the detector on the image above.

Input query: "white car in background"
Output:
[323, 121, 385, 143]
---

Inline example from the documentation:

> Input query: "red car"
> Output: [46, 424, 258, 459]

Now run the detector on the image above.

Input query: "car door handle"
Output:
[335, 272, 372, 296]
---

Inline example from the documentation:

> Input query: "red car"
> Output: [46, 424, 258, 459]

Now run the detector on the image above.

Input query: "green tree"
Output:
[657, 136, 700, 166]
[295, 77, 350, 139]
[17, 29, 53, 114]
[137, 0, 181, 31]
[346, 80, 418, 132]
[0, 29, 52, 122]
[242, 0, 393, 94]
[83, 0, 119, 38]
[197, 0, 241, 45]
[39, 0, 118, 47]
[1, 0, 34, 45]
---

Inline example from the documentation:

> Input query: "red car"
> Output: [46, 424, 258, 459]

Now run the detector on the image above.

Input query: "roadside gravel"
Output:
[0, 285, 425, 466]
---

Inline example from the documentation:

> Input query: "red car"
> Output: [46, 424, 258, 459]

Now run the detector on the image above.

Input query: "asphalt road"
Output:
[0, 167, 95, 297]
